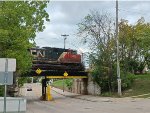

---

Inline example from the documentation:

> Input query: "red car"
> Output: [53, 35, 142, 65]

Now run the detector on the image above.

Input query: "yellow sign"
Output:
[63, 71, 68, 77]
[36, 68, 42, 74]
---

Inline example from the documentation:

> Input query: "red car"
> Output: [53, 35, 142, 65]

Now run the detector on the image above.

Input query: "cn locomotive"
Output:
[30, 47, 84, 71]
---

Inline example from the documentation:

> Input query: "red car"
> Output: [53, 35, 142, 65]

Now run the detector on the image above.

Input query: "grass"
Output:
[96, 73, 150, 98]
[123, 73, 150, 98]
[52, 79, 66, 88]
[52, 79, 73, 89]
[52, 74, 150, 98]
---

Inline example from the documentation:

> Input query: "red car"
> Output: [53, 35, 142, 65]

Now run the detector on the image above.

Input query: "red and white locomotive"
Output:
[30, 47, 84, 71]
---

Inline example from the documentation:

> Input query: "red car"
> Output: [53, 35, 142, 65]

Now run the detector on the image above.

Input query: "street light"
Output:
[61, 34, 69, 49]
[61, 34, 69, 92]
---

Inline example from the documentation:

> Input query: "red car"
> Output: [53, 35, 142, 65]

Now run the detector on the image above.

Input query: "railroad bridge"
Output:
[24, 47, 89, 100]
[24, 69, 88, 100]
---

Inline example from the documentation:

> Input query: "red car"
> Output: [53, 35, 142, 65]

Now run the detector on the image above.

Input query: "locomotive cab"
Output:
[58, 51, 81, 63]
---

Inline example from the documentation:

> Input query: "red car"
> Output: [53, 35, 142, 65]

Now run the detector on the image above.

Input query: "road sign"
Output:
[0, 58, 16, 113]
[0, 58, 16, 72]
[63, 71, 68, 77]
[36, 68, 42, 74]
[0, 72, 13, 85]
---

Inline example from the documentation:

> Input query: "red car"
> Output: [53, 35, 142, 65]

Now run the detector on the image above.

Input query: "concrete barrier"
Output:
[0, 97, 26, 113]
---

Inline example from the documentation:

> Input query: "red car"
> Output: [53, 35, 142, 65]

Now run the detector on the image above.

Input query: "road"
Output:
[20, 83, 150, 113]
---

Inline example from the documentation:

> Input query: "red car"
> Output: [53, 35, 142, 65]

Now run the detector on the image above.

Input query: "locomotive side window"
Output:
[72, 50, 77, 54]
[32, 52, 37, 55]
[31, 50, 37, 56]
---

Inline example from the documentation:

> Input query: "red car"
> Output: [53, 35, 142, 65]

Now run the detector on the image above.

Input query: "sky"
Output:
[35, 1, 150, 53]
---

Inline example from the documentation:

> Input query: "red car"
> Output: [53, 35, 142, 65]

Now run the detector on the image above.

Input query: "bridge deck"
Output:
[23, 70, 88, 78]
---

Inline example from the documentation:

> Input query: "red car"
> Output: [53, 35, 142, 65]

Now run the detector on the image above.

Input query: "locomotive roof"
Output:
[30, 47, 77, 52]
[30, 47, 46, 50]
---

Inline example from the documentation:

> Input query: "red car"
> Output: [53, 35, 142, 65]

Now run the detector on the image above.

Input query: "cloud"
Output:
[35, 1, 150, 51]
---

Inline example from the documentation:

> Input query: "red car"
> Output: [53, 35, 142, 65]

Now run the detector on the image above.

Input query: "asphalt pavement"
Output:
[20, 83, 150, 113]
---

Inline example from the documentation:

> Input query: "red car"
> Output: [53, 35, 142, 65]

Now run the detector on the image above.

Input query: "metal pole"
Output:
[45, 76, 47, 100]
[116, 0, 122, 96]
[64, 37, 67, 49]
[62, 72, 65, 92]
[4, 85, 7, 113]
[61, 34, 69, 49]
[4, 58, 8, 113]
[18, 100, 20, 113]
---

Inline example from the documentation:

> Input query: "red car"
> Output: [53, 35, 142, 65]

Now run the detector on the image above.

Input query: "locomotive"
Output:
[30, 47, 84, 71]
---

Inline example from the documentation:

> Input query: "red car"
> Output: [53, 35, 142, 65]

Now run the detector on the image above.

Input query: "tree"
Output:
[0, 1, 50, 96]
[77, 11, 117, 92]
[0, 1, 50, 74]
[119, 17, 150, 73]
[77, 10, 136, 93]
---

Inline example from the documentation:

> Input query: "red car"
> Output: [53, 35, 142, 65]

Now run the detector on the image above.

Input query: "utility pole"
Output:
[116, 0, 122, 96]
[61, 34, 69, 49]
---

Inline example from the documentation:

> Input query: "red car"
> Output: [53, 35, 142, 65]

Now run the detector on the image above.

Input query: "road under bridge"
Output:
[21, 83, 150, 113]
[23, 69, 88, 100]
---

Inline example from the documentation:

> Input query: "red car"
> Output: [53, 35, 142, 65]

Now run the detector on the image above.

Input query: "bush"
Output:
[92, 66, 114, 92]
[92, 65, 135, 93]
[65, 79, 73, 90]
[121, 73, 135, 90]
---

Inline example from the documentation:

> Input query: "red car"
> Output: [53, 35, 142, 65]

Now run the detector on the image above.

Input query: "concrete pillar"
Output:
[81, 78, 88, 95]
[72, 78, 88, 95]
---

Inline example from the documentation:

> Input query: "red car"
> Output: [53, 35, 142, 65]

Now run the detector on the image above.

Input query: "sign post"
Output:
[62, 71, 68, 92]
[4, 58, 8, 113]
[0, 58, 16, 113]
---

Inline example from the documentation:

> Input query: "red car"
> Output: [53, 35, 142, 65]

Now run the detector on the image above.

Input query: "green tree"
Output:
[119, 17, 150, 74]
[0, 1, 50, 74]
[65, 79, 73, 91]
[0, 1, 50, 96]
[77, 11, 117, 92]
[77, 11, 136, 93]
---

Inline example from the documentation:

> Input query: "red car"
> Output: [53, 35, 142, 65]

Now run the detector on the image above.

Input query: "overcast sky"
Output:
[35, 1, 150, 52]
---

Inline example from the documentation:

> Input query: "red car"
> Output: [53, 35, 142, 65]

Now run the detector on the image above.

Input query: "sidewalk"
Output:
[51, 87, 150, 103]
[51, 87, 80, 97]
[51, 87, 136, 102]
